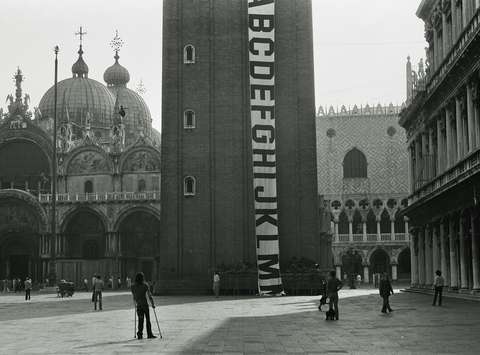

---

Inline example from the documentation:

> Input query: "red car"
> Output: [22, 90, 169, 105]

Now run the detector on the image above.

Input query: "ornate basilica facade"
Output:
[317, 104, 411, 282]
[0, 36, 162, 286]
[401, 0, 480, 292]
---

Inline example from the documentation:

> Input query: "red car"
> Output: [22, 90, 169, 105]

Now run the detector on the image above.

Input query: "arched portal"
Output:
[118, 210, 160, 282]
[397, 247, 411, 280]
[338, 211, 349, 235]
[341, 249, 362, 281]
[0, 195, 44, 281]
[370, 248, 390, 276]
[0, 140, 50, 194]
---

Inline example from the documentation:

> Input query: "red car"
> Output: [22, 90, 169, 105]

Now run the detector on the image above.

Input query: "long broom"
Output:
[152, 306, 163, 339]
[134, 303, 137, 339]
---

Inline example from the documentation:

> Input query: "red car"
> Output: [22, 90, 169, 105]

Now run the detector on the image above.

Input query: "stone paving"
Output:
[0, 287, 480, 354]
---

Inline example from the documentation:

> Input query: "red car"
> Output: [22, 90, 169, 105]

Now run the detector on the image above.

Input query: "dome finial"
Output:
[104, 30, 129, 87]
[110, 30, 124, 63]
[72, 26, 89, 78]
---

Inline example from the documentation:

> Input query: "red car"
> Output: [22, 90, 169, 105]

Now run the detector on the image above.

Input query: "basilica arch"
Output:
[115, 206, 161, 282]
[0, 190, 48, 280]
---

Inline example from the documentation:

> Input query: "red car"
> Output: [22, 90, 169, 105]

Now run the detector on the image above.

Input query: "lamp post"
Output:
[49, 45, 59, 286]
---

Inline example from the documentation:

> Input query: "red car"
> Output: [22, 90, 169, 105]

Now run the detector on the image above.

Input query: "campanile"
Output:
[161, 0, 328, 291]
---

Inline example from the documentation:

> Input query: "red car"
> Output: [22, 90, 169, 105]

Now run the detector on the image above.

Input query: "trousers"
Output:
[94, 291, 102, 310]
[328, 293, 339, 320]
[137, 304, 154, 337]
[432, 286, 443, 306]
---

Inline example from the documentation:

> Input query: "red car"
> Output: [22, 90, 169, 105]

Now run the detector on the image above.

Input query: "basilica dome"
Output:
[38, 46, 116, 139]
[104, 52, 152, 144]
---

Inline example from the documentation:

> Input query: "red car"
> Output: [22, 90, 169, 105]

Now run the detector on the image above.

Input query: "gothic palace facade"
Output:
[317, 105, 411, 283]
[401, 0, 480, 292]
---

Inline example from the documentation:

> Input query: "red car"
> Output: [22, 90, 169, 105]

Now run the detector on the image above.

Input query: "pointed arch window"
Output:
[184, 176, 196, 196]
[343, 148, 367, 178]
[184, 45, 196, 64]
[184, 110, 196, 129]
[138, 179, 146, 192]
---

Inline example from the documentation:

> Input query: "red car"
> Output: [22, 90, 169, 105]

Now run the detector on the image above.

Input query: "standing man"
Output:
[131, 272, 156, 339]
[326, 270, 343, 320]
[432, 270, 445, 306]
[213, 272, 220, 298]
[24, 277, 32, 301]
[83, 277, 88, 292]
[379, 272, 394, 313]
[93, 275, 104, 311]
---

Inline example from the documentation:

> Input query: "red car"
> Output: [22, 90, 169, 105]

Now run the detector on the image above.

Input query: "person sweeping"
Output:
[131, 272, 157, 339]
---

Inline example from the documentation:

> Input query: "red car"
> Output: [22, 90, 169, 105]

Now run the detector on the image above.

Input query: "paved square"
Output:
[0, 288, 479, 354]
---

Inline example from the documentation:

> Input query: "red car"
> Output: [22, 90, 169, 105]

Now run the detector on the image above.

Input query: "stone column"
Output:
[432, 225, 440, 274]
[472, 80, 480, 149]
[445, 108, 453, 168]
[467, 82, 475, 153]
[362, 221, 367, 242]
[462, 0, 469, 27]
[471, 210, 480, 290]
[459, 216, 468, 289]
[348, 221, 353, 242]
[408, 144, 415, 191]
[425, 225, 433, 285]
[436, 117, 444, 173]
[428, 128, 435, 179]
[334, 221, 339, 242]
[411, 229, 419, 286]
[440, 222, 449, 285]
[363, 264, 370, 284]
[390, 219, 395, 240]
[442, 12, 449, 54]
[415, 137, 422, 188]
[418, 228, 426, 285]
[376, 219, 381, 239]
[456, 96, 463, 160]
[451, 0, 458, 40]
[421, 132, 428, 183]
[449, 216, 459, 288]
[391, 263, 398, 281]
[335, 265, 342, 280]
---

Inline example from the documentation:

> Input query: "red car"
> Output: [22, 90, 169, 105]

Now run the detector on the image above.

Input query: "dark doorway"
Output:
[370, 248, 390, 276]
[9, 255, 29, 279]
[141, 260, 153, 282]
[398, 248, 411, 279]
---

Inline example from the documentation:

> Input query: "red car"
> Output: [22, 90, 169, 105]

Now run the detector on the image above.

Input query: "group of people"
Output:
[320, 268, 446, 320]
[83, 275, 133, 292]
[1, 277, 33, 300]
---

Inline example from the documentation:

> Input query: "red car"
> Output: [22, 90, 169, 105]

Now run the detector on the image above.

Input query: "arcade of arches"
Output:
[334, 247, 411, 283]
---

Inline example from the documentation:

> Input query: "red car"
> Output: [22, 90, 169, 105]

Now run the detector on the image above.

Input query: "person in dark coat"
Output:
[326, 270, 343, 320]
[379, 272, 394, 313]
[131, 272, 156, 339]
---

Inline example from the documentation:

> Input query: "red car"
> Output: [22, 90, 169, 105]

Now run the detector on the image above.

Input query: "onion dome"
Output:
[71, 45, 89, 78]
[104, 52, 130, 87]
[39, 46, 116, 138]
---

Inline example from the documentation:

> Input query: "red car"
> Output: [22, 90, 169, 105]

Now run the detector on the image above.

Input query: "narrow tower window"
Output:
[184, 110, 196, 129]
[184, 176, 196, 196]
[184, 45, 196, 64]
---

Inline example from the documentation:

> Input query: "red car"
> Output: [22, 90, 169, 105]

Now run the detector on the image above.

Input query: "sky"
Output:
[0, 0, 426, 132]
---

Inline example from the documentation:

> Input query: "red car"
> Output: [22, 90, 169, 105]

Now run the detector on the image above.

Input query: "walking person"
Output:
[131, 272, 157, 339]
[432, 270, 445, 306]
[379, 272, 394, 313]
[93, 275, 104, 311]
[213, 271, 220, 298]
[326, 270, 343, 320]
[24, 277, 32, 301]
[83, 278, 88, 292]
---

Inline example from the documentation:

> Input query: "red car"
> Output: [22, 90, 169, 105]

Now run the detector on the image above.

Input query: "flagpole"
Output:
[49, 45, 59, 286]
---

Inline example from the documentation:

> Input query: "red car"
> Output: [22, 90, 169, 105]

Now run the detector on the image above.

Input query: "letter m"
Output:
[258, 254, 280, 280]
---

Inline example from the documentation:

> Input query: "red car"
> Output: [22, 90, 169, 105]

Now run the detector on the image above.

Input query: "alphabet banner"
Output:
[248, 0, 284, 296]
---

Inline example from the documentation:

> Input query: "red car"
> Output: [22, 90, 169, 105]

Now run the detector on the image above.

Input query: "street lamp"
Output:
[49, 45, 59, 286]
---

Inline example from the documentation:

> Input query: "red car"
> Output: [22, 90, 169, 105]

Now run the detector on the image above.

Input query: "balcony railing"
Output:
[38, 191, 161, 203]
[425, 9, 480, 97]
[333, 233, 410, 244]
[409, 148, 480, 205]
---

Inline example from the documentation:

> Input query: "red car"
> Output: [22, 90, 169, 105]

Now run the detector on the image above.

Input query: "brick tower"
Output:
[161, 0, 327, 291]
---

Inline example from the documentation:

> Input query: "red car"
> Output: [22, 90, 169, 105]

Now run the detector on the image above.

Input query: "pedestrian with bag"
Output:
[213, 272, 220, 298]
[379, 272, 394, 313]
[432, 270, 445, 306]
[93, 275, 104, 311]
[131, 272, 157, 339]
[326, 270, 343, 320]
